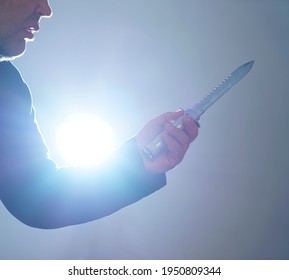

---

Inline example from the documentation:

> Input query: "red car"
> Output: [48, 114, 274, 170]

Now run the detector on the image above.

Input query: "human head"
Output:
[0, 0, 52, 61]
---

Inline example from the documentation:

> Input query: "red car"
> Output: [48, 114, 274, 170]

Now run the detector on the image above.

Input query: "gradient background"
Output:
[1, 0, 289, 259]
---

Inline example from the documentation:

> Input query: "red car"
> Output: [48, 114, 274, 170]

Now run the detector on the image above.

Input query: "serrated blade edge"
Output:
[188, 60, 254, 120]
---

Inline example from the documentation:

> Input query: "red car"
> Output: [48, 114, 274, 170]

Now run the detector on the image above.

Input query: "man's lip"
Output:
[22, 24, 39, 40]
[24, 29, 34, 40]
[24, 24, 40, 32]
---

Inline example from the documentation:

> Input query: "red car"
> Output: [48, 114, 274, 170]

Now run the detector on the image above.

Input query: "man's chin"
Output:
[0, 41, 27, 62]
[0, 51, 25, 62]
[0, 54, 21, 62]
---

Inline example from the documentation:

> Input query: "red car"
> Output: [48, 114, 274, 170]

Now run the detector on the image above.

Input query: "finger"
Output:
[136, 110, 187, 150]
[165, 122, 191, 151]
[182, 114, 199, 142]
[165, 111, 198, 144]
[156, 110, 184, 126]
[162, 131, 185, 165]
[143, 110, 185, 133]
[136, 112, 174, 146]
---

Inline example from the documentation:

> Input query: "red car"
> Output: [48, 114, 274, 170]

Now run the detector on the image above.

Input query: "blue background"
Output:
[1, 0, 289, 259]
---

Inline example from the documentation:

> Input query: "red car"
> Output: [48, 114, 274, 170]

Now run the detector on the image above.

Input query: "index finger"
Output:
[182, 114, 199, 142]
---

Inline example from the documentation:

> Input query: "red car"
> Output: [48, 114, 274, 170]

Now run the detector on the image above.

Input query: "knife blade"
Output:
[142, 60, 255, 159]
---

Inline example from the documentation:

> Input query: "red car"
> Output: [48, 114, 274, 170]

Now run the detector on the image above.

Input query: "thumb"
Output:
[158, 109, 184, 125]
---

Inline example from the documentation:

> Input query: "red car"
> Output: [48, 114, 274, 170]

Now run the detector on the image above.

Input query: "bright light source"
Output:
[56, 114, 116, 167]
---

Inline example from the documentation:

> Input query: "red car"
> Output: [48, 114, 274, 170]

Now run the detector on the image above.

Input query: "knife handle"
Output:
[142, 115, 185, 160]
[142, 108, 202, 160]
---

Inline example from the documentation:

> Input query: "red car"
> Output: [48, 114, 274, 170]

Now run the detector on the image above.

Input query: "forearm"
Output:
[0, 62, 166, 229]
[0, 139, 166, 229]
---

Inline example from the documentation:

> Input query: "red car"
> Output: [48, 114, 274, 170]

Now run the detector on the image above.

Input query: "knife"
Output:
[142, 60, 255, 159]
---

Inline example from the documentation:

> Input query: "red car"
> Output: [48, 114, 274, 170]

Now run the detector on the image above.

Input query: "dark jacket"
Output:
[0, 61, 166, 229]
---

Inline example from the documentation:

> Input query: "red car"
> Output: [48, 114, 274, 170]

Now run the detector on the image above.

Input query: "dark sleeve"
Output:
[0, 62, 166, 229]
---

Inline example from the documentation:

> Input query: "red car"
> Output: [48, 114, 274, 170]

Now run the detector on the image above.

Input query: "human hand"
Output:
[136, 110, 199, 173]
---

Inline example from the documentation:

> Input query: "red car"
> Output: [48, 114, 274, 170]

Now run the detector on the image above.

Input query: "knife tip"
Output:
[244, 60, 255, 71]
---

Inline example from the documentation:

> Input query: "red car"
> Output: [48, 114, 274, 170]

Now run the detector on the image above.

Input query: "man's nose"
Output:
[36, 0, 53, 18]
